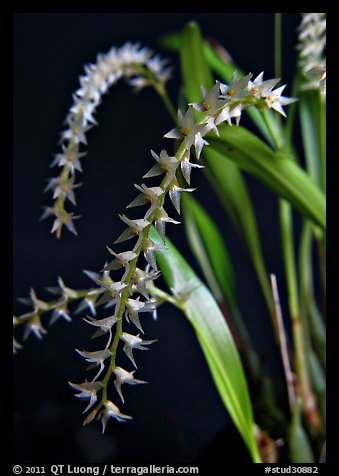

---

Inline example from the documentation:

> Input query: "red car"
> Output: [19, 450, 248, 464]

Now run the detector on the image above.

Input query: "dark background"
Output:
[13, 12, 302, 466]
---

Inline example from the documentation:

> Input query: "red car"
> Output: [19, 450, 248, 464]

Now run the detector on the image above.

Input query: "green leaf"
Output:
[208, 125, 326, 230]
[299, 89, 322, 187]
[180, 22, 214, 103]
[182, 193, 234, 304]
[181, 193, 261, 381]
[202, 146, 276, 321]
[149, 227, 261, 463]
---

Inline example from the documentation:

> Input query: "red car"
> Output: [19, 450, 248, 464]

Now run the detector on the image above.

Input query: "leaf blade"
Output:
[149, 227, 261, 462]
[208, 125, 326, 230]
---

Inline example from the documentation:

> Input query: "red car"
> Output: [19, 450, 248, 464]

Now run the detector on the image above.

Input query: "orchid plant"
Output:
[13, 13, 326, 464]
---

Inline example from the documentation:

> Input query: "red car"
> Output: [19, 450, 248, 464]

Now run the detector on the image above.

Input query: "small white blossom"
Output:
[69, 381, 102, 413]
[115, 215, 150, 244]
[83, 314, 118, 343]
[168, 177, 196, 215]
[214, 104, 243, 126]
[76, 348, 111, 381]
[171, 278, 201, 305]
[164, 107, 208, 159]
[50, 210, 80, 238]
[75, 293, 98, 316]
[127, 184, 164, 213]
[120, 332, 157, 368]
[23, 314, 47, 341]
[153, 207, 180, 241]
[131, 267, 161, 299]
[264, 85, 298, 117]
[180, 151, 204, 186]
[99, 400, 132, 433]
[142, 238, 167, 271]
[49, 303, 72, 325]
[219, 71, 253, 100]
[103, 249, 137, 272]
[248, 72, 280, 99]
[60, 118, 93, 145]
[143, 149, 179, 189]
[44, 176, 82, 206]
[125, 297, 158, 333]
[57, 277, 78, 299]
[113, 366, 147, 403]
[50, 144, 86, 174]
[18, 288, 49, 313]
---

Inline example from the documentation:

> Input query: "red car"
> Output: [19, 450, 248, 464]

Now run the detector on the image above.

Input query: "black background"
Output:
[13, 12, 305, 466]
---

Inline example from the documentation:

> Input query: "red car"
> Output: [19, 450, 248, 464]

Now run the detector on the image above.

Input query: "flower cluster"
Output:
[41, 42, 172, 238]
[297, 13, 326, 98]
[16, 36, 296, 431]
[13, 277, 106, 353]
[65, 71, 296, 432]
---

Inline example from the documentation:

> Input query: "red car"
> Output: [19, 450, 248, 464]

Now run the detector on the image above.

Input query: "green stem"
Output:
[155, 84, 178, 123]
[299, 223, 326, 367]
[279, 201, 320, 432]
[15, 287, 103, 325]
[274, 13, 282, 80]
[319, 93, 326, 194]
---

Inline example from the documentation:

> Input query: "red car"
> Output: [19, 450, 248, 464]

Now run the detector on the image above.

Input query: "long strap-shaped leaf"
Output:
[149, 227, 261, 463]
[208, 125, 326, 230]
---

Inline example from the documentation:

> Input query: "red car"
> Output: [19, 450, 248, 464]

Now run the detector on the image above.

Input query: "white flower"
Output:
[69, 94, 98, 126]
[113, 366, 147, 403]
[57, 276, 78, 299]
[68, 381, 102, 413]
[142, 238, 167, 271]
[143, 149, 179, 189]
[83, 314, 118, 343]
[264, 85, 298, 117]
[60, 118, 93, 145]
[75, 293, 98, 316]
[171, 278, 201, 304]
[131, 267, 161, 299]
[127, 184, 164, 218]
[50, 144, 86, 174]
[120, 332, 157, 368]
[114, 215, 150, 244]
[125, 297, 158, 333]
[49, 303, 71, 325]
[103, 249, 137, 272]
[49, 176, 80, 206]
[146, 54, 172, 82]
[190, 82, 228, 133]
[180, 151, 204, 185]
[164, 107, 208, 159]
[23, 314, 47, 341]
[215, 104, 243, 126]
[153, 206, 180, 241]
[219, 71, 253, 100]
[50, 209, 80, 238]
[75, 348, 111, 381]
[248, 72, 280, 99]
[168, 178, 196, 214]
[18, 288, 49, 313]
[99, 400, 132, 433]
